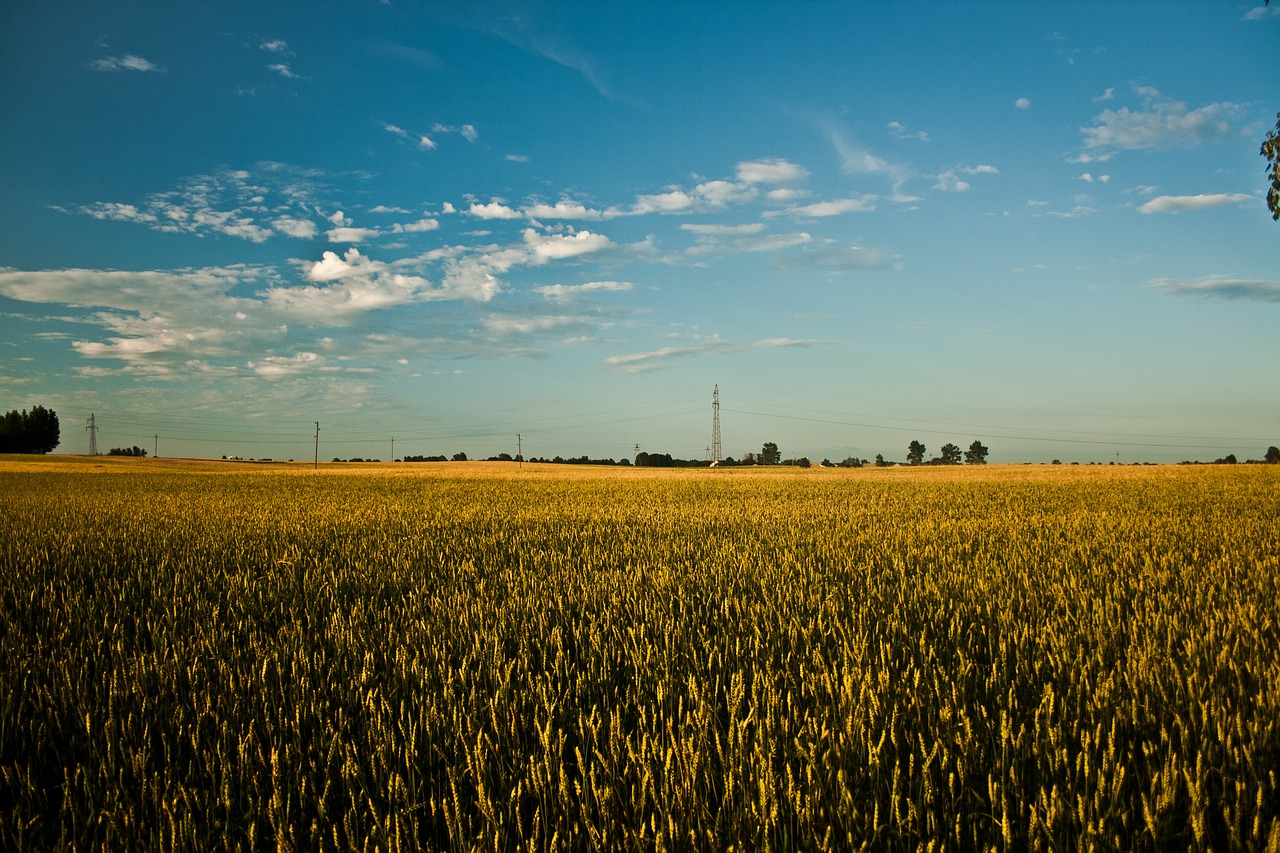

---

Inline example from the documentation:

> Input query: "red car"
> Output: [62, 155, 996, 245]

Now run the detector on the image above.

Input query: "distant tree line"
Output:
[108, 446, 148, 457]
[0, 406, 61, 454]
[1180, 447, 1280, 466]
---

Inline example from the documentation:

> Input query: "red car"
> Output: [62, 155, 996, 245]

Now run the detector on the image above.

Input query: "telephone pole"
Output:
[516, 434, 522, 468]
[314, 422, 320, 469]
[711, 384, 722, 463]
[391, 437, 395, 462]
[87, 413, 98, 456]
[154, 434, 158, 459]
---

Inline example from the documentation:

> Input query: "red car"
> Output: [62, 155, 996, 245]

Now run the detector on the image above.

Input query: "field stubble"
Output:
[1, 460, 1278, 851]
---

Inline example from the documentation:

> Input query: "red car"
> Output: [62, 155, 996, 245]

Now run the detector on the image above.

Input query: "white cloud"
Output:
[260, 40, 290, 53]
[326, 226, 380, 243]
[887, 121, 929, 141]
[1137, 193, 1254, 214]
[68, 163, 328, 243]
[1147, 276, 1280, 301]
[735, 159, 808, 184]
[391, 217, 440, 233]
[605, 340, 735, 373]
[482, 314, 581, 335]
[419, 136, 437, 150]
[89, 54, 162, 72]
[78, 202, 158, 223]
[768, 197, 875, 217]
[1015, 98, 1032, 110]
[272, 217, 317, 238]
[535, 280, 632, 301]
[368, 205, 411, 214]
[506, 154, 531, 163]
[772, 242, 893, 274]
[267, 63, 302, 79]
[934, 170, 970, 192]
[304, 248, 377, 281]
[469, 201, 522, 219]
[523, 228, 611, 263]
[822, 123, 908, 188]
[525, 200, 605, 220]
[1243, 4, 1280, 20]
[680, 223, 766, 236]
[1078, 86, 1243, 162]
[381, 122, 409, 138]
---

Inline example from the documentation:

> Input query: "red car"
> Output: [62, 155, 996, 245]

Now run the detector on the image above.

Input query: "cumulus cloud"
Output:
[736, 159, 809, 184]
[272, 217, 318, 238]
[326, 226, 380, 243]
[1015, 98, 1032, 110]
[469, 201, 522, 220]
[523, 228, 611, 263]
[391, 217, 440, 233]
[1147, 276, 1280, 302]
[260, 39, 290, 53]
[525, 200, 605, 220]
[1137, 193, 1254, 214]
[89, 54, 162, 72]
[1078, 86, 1243, 162]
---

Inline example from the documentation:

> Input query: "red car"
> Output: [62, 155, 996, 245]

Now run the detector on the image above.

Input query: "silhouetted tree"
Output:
[965, 440, 989, 465]
[0, 405, 60, 454]
[939, 443, 962, 465]
[1266, 445, 1280, 464]
[907, 440, 926, 466]
[108, 446, 147, 457]
[761, 442, 781, 465]
[1264, 112, 1280, 220]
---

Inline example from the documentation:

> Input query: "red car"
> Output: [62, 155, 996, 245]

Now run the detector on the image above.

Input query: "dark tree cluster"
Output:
[900, 439, 989, 466]
[0, 406, 60, 454]
[107, 446, 147, 457]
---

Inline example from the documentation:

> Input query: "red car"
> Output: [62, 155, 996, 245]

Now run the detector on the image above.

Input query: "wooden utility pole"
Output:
[314, 422, 320, 469]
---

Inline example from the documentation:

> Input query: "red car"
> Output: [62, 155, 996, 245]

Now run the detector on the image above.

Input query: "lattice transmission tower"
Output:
[86, 413, 98, 456]
[711, 385, 722, 463]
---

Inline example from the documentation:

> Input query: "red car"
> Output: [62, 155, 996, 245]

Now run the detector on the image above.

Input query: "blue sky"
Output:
[2, 1, 1277, 464]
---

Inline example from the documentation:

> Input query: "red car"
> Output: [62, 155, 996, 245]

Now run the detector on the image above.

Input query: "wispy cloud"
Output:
[267, 63, 303, 80]
[766, 197, 876, 218]
[89, 54, 162, 72]
[535, 281, 632, 301]
[1077, 86, 1243, 162]
[1146, 276, 1280, 302]
[605, 336, 832, 374]
[887, 121, 929, 141]
[62, 163, 326, 243]
[934, 164, 999, 193]
[820, 122, 909, 190]
[1137, 193, 1254, 214]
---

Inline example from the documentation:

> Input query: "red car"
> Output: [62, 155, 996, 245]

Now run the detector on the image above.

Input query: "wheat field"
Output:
[2, 458, 1278, 851]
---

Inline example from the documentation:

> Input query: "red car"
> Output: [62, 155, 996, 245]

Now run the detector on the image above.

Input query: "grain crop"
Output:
[2, 459, 1278, 850]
